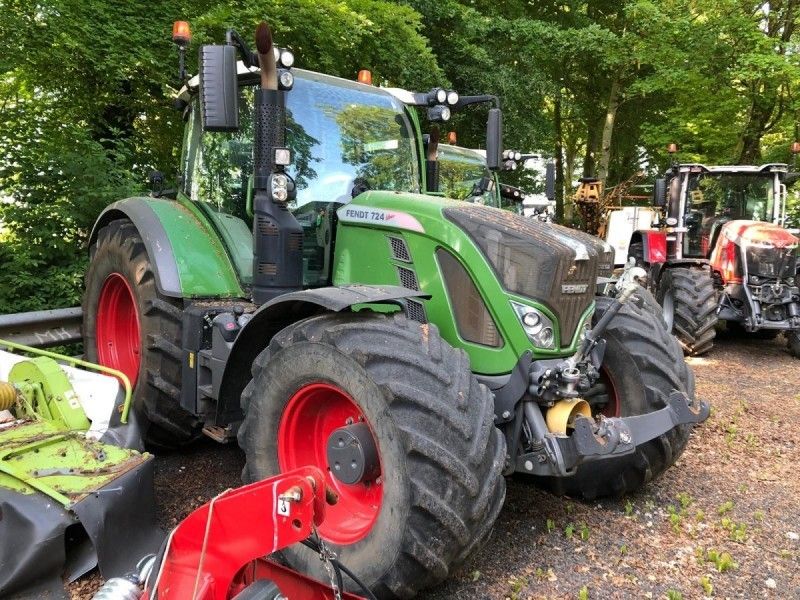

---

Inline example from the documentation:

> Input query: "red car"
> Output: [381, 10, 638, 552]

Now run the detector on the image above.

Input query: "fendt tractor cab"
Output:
[627, 150, 800, 357]
[82, 21, 707, 597]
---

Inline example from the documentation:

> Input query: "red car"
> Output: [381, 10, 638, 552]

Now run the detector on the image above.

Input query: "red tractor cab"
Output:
[628, 162, 800, 357]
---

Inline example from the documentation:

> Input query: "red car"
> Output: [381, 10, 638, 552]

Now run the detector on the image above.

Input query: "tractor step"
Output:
[202, 423, 238, 443]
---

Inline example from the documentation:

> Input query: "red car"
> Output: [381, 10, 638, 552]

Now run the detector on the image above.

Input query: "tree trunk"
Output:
[582, 118, 600, 178]
[554, 94, 565, 223]
[564, 143, 576, 223]
[597, 77, 621, 183]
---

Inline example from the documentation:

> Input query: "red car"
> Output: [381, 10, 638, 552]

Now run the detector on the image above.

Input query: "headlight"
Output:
[511, 301, 556, 349]
[278, 70, 294, 89]
[279, 50, 295, 68]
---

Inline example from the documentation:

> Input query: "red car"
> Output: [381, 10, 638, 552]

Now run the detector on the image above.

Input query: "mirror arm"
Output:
[454, 95, 499, 110]
[226, 28, 258, 67]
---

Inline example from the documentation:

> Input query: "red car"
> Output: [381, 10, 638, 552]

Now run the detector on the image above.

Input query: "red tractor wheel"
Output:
[238, 312, 506, 598]
[95, 273, 142, 384]
[83, 218, 199, 446]
[277, 382, 382, 544]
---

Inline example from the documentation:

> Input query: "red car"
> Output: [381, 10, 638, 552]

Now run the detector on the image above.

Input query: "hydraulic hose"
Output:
[0, 381, 16, 411]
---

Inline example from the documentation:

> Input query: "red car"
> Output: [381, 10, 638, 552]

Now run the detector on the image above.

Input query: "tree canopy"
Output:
[1, 0, 799, 312]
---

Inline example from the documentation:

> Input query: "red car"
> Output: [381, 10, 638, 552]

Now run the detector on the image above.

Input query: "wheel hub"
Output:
[326, 422, 381, 485]
[96, 273, 141, 384]
[277, 382, 383, 544]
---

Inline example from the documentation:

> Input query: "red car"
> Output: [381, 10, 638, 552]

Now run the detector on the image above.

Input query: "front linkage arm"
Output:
[518, 391, 708, 477]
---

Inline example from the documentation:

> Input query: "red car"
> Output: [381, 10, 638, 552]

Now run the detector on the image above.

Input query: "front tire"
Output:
[657, 267, 717, 356]
[238, 312, 506, 599]
[788, 330, 800, 358]
[83, 219, 199, 447]
[542, 295, 697, 499]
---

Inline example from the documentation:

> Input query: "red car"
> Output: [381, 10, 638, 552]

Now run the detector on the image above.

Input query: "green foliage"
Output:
[0, 0, 442, 313]
[2, 0, 800, 314]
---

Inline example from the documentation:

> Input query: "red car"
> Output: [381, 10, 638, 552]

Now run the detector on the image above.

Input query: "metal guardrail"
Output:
[0, 307, 83, 348]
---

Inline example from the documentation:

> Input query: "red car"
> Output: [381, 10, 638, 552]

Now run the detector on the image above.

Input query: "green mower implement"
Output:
[81, 19, 708, 598]
[0, 341, 161, 599]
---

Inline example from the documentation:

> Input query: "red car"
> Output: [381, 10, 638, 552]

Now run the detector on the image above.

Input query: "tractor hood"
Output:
[721, 220, 799, 249]
[336, 192, 612, 351]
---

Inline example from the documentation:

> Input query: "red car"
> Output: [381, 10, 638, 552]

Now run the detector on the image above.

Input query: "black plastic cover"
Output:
[199, 45, 240, 132]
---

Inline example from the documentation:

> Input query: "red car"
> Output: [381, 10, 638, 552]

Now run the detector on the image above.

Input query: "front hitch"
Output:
[516, 391, 710, 477]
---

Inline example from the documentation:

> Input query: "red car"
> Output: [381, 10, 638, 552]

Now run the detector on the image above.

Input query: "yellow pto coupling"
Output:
[546, 398, 592, 435]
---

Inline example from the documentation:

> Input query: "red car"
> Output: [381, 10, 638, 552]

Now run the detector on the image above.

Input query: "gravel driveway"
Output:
[71, 330, 800, 599]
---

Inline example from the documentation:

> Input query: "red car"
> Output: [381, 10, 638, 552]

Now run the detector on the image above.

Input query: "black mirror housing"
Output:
[486, 108, 503, 170]
[653, 178, 667, 207]
[199, 45, 239, 132]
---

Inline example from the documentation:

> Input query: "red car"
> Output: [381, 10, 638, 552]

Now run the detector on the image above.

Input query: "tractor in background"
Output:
[625, 152, 800, 357]
[81, 20, 707, 598]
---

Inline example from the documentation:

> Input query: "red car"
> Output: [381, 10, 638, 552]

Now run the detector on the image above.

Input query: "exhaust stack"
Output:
[250, 21, 303, 304]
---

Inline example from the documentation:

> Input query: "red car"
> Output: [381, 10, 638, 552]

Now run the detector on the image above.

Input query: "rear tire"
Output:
[657, 267, 717, 356]
[83, 219, 199, 447]
[238, 312, 506, 599]
[540, 296, 697, 499]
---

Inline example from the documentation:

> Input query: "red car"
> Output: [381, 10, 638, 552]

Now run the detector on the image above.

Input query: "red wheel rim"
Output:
[277, 383, 383, 544]
[96, 273, 141, 385]
[597, 367, 621, 418]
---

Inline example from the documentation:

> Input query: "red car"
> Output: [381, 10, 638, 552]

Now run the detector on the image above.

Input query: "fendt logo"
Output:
[337, 204, 425, 233]
[561, 283, 589, 294]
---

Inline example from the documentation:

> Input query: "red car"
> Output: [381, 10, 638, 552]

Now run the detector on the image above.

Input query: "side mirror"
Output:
[485, 108, 503, 171]
[652, 178, 667, 207]
[199, 45, 239, 132]
[545, 161, 556, 201]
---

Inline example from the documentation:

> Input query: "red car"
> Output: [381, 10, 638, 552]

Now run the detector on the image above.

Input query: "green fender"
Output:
[89, 197, 246, 299]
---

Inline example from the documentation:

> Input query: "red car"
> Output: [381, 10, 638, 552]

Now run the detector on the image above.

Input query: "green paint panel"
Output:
[145, 197, 245, 298]
[9, 357, 90, 431]
[333, 191, 593, 376]
[0, 420, 151, 506]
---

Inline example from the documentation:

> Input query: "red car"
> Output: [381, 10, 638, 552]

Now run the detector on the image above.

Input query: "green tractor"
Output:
[82, 21, 708, 598]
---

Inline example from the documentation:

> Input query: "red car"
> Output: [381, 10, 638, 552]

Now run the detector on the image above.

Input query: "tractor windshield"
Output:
[683, 173, 776, 257]
[183, 71, 420, 221]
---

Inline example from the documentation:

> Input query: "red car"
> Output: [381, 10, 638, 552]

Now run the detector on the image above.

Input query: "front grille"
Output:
[745, 245, 797, 280]
[397, 266, 419, 291]
[444, 204, 599, 346]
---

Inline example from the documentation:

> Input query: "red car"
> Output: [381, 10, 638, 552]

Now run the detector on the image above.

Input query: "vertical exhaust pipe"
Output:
[251, 21, 303, 304]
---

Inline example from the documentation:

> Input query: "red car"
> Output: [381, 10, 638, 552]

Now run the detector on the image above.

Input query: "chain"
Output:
[312, 523, 342, 600]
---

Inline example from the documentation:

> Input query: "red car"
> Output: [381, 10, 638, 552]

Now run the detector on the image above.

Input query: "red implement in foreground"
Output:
[144, 466, 364, 600]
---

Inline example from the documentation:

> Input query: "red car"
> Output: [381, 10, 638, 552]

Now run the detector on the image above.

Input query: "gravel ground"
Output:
[71, 330, 800, 600]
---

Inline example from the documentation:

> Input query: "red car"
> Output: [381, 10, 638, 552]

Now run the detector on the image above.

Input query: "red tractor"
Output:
[627, 157, 800, 357]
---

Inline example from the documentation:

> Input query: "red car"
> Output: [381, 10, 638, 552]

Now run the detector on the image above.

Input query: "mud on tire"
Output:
[657, 267, 717, 356]
[238, 312, 506, 599]
[540, 295, 697, 500]
[83, 219, 199, 447]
